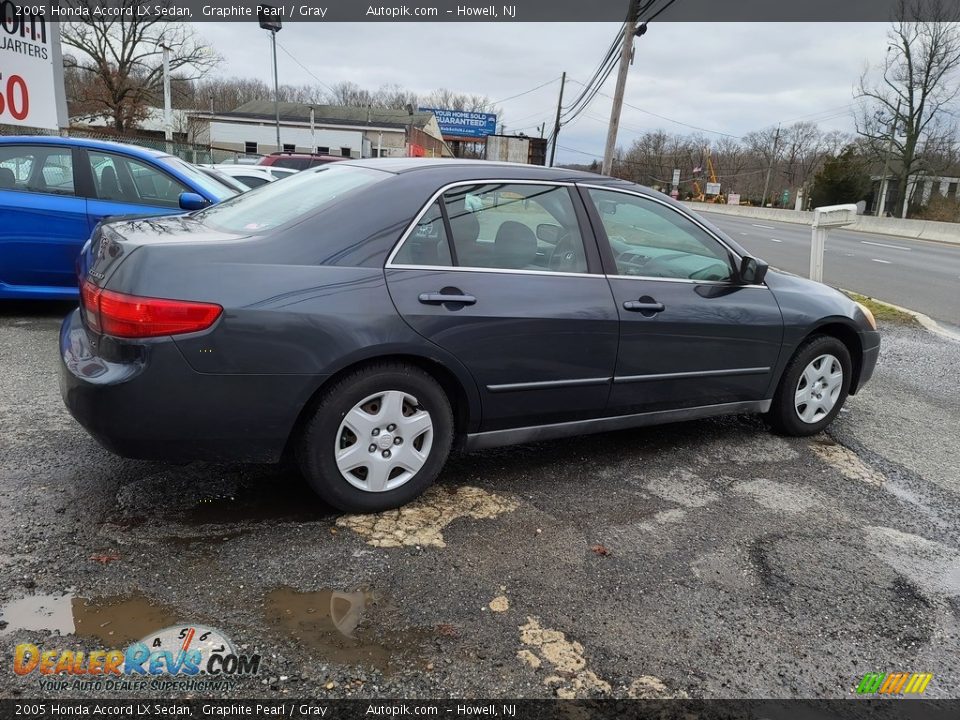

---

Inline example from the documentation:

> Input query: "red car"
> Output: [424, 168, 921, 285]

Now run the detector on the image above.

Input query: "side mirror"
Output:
[179, 192, 209, 211]
[536, 223, 562, 244]
[739, 256, 769, 285]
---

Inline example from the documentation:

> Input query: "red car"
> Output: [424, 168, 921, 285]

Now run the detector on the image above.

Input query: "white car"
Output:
[209, 165, 297, 189]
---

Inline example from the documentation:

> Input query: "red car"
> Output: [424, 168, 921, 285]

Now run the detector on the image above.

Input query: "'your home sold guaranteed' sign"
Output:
[0, 3, 68, 130]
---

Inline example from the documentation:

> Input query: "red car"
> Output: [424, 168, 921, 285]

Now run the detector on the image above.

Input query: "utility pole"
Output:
[548, 71, 566, 167]
[760, 123, 781, 208]
[877, 97, 901, 217]
[602, 1, 640, 176]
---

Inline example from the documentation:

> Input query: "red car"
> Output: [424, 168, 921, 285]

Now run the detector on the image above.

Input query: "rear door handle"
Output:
[623, 300, 665, 313]
[418, 292, 477, 306]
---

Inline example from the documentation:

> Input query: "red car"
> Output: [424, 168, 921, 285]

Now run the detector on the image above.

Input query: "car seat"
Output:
[493, 221, 538, 269]
[99, 166, 122, 200]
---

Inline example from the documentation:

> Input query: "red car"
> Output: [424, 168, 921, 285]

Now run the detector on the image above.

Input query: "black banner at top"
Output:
[1, 699, 960, 719]
[12, 0, 960, 23]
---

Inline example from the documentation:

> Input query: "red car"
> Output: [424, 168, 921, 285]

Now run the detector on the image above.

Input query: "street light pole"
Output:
[271, 28, 281, 151]
[258, 7, 283, 152]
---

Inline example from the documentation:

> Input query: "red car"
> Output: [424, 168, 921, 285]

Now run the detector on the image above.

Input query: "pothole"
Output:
[0, 592, 178, 645]
[336, 485, 518, 548]
[810, 437, 884, 486]
[263, 587, 430, 673]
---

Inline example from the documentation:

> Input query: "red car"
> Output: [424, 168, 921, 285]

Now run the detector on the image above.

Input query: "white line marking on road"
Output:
[871, 258, 892, 264]
[769, 238, 782, 243]
[861, 240, 911, 251]
[752, 224, 776, 229]
[739, 232, 749, 235]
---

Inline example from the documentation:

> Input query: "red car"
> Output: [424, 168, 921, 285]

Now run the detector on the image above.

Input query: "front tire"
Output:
[767, 335, 852, 436]
[297, 363, 454, 512]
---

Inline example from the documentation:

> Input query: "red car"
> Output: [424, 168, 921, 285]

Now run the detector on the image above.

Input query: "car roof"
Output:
[0, 135, 171, 162]
[339, 157, 617, 181]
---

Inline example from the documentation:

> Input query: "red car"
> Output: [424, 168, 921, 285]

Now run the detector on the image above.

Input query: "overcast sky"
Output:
[195, 22, 892, 164]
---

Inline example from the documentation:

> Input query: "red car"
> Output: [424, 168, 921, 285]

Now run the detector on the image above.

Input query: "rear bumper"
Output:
[853, 329, 881, 393]
[59, 309, 322, 463]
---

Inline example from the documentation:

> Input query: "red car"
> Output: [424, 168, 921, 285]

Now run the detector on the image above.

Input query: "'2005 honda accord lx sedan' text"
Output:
[60, 159, 880, 512]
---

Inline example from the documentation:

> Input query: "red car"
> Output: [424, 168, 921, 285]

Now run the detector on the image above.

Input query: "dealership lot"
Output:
[1, 303, 958, 699]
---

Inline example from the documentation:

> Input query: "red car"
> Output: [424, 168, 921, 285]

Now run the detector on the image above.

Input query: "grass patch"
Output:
[844, 292, 920, 326]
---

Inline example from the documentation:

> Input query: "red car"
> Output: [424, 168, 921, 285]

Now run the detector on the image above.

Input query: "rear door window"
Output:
[391, 200, 452, 266]
[445, 183, 589, 273]
[0, 145, 75, 196]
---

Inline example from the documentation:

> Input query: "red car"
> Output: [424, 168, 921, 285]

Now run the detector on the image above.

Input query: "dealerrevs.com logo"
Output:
[14, 625, 261, 692]
[856, 672, 934, 695]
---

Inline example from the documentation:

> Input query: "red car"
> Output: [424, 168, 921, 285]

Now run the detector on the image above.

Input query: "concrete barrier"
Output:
[682, 201, 960, 245]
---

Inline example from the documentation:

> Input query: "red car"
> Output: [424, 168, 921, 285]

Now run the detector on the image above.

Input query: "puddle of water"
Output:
[0, 592, 178, 645]
[187, 483, 331, 525]
[0, 593, 73, 636]
[263, 587, 426, 673]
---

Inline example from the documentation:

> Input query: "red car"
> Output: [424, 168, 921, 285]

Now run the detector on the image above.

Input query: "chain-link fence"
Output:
[0, 123, 221, 165]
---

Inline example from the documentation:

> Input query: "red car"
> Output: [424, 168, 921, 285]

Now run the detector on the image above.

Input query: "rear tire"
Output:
[767, 335, 852, 437]
[297, 362, 454, 513]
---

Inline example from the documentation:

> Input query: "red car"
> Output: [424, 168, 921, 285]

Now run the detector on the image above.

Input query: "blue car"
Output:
[0, 136, 238, 300]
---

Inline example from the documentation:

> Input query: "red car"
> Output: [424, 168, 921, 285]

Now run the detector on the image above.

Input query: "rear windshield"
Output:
[192, 164, 387, 233]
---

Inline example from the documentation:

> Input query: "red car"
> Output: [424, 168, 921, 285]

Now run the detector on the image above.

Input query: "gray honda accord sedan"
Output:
[60, 159, 880, 512]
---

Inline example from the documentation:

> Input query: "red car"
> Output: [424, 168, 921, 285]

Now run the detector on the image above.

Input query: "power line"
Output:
[557, 144, 771, 179]
[580, 83, 741, 138]
[640, 0, 680, 23]
[491, 77, 561, 105]
[276, 41, 337, 96]
[559, 22, 625, 121]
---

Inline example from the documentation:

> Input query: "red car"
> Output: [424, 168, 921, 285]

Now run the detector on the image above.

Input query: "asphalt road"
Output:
[1, 304, 959, 701]
[700, 212, 960, 325]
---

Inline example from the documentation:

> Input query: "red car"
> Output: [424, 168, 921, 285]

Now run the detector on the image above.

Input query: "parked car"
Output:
[195, 165, 252, 194]
[60, 159, 880, 512]
[258, 151, 346, 171]
[211, 164, 297, 189]
[214, 156, 261, 166]
[0, 136, 238, 300]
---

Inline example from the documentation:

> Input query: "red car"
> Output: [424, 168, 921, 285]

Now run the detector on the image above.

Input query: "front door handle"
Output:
[419, 292, 477, 306]
[623, 300, 665, 313]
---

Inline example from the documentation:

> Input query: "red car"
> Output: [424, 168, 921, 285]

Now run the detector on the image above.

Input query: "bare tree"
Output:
[855, 0, 960, 216]
[62, 3, 220, 133]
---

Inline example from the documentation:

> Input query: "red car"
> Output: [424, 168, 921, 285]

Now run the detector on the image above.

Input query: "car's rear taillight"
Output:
[80, 280, 222, 338]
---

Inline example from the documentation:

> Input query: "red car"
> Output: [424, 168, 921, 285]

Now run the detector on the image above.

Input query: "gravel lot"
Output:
[1, 302, 958, 700]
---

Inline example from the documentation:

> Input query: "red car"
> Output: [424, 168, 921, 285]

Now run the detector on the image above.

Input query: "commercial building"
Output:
[189, 101, 452, 161]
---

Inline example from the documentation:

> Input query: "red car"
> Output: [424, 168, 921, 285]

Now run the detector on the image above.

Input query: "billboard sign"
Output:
[705, 182, 722, 195]
[420, 107, 497, 139]
[0, 8, 67, 131]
